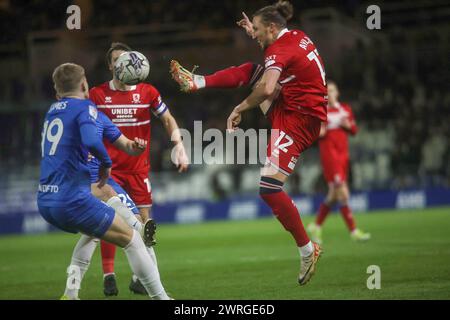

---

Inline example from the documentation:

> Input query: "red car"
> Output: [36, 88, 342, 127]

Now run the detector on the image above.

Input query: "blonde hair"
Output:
[52, 63, 85, 96]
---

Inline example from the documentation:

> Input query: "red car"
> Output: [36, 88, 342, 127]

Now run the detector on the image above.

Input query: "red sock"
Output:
[316, 203, 330, 226]
[100, 240, 116, 275]
[205, 62, 261, 88]
[261, 191, 310, 247]
[340, 205, 356, 231]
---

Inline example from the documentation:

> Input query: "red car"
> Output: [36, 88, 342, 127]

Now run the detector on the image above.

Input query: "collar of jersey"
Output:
[109, 80, 137, 91]
[277, 28, 289, 40]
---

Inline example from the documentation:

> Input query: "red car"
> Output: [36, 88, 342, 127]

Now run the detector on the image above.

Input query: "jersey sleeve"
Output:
[264, 45, 291, 73]
[99, 111, 122, 143]
[149, 87, 168, 117]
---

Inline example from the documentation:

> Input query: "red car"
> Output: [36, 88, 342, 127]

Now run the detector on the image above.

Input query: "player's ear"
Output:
[269, 22, 276, 30]
[81, 77, 89, 97]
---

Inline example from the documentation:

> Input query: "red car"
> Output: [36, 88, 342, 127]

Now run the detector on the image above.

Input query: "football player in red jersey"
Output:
[171, 1, 324, 286]
[90, 42, 189, 296]
[307, 81, 371, 244]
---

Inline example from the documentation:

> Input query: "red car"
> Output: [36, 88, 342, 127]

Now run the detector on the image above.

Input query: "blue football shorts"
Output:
[38, 194, 115, 238]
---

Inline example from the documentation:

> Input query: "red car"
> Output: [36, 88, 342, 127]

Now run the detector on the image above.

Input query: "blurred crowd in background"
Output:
[0, 0, 449, 202]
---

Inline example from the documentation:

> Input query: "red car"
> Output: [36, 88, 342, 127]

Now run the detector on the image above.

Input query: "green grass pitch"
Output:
[0, 207, 449, 300]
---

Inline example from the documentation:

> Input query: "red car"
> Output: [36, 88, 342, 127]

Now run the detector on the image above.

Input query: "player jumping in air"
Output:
[307, 81, 371, 244]
[38, 63, 171, 300]
[89, 42, 189, 296]
[171, 1, 325, 285]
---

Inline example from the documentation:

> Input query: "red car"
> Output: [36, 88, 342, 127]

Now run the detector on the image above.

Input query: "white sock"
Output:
[123, 230, 169, 300]
[64, 235, 98, 299]
[146, 246, 159, 267]
[299, 241, 314, 257]
[107, 196, 142, 233]
[193, 75, 205, 88]
[132, 246, 160, 284]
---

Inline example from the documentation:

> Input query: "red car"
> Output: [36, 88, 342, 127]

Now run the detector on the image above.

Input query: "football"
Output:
[114, 51, 150, 85]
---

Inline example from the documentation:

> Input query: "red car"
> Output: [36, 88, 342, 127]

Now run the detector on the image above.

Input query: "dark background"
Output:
[0, 0, 449, 201]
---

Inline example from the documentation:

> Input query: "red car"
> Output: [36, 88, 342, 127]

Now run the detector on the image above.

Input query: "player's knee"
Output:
[339, 195, 349, 206]
[105, 219, 134, 247]
[115, 232, 133, 248]
[259, 176, 284, 197]
[325, 197, 336, 207]
[326, 187, 335, 202]
[336, 191, 349, 206]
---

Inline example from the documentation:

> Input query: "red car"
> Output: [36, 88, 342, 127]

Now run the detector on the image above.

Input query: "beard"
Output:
[258, 40, 268, 50]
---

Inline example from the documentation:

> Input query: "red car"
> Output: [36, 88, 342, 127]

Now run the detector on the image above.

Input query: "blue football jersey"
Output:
[38, 97, 103, 206]
[88, 111, 122, 183]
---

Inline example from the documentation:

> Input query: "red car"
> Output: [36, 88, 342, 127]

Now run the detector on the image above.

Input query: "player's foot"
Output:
[60, 294, 79, 300]
[142, 218, 157, 247]
[351, 229, 371, 242]
[129, 277, 147, 295]
[103, 274, 119, 296]
[298, 242, 322, 286]
[170, 60, 199, 92]
[307, 223, 323, 245]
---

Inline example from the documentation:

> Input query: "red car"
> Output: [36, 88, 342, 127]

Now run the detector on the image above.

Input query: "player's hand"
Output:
[98, 166, 111, 188]
[131, 137, 147, 155]
[173, 142, 189, 173]
[340, 117, 352, 130]
[227, 107, 242, 132]
[236, 12, 255, 39]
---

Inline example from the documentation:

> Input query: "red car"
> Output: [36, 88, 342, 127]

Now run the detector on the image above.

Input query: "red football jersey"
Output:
[89, 80, 168, 173]
[264, 29, 327, 121]
[319, 102, 358, 155]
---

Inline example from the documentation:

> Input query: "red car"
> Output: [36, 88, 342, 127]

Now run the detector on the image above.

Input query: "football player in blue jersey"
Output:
[63, 107, 161, 298]
[38, 63, 171, 300]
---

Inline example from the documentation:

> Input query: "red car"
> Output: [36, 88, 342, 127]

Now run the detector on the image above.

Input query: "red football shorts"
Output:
[266, 106, 322, 176]
[320, 149, 349, 185]
[111, 171, 152, 207]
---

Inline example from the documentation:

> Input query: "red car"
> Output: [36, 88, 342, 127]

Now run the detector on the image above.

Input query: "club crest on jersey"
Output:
[132, 93, 141, 103]
[89, 105, 98, 120]
[105, 96, 112, 103]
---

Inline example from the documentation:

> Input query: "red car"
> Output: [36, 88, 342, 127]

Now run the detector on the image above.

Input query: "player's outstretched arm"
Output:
[159, 110, 189, 173]
[100, 111, 147, 156]
[236, 12, 255, 39]
[113, 135, 147, 156]
[227, 69, 281, 131]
